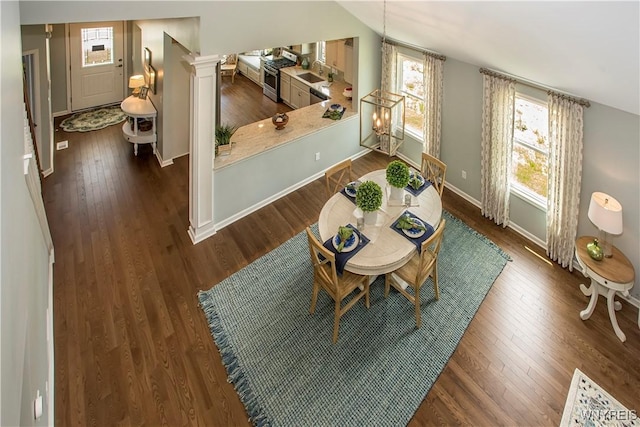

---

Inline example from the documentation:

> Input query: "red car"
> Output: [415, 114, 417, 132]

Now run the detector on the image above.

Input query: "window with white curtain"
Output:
[511, 93, 549, 208]
[396, 53, 424, 139]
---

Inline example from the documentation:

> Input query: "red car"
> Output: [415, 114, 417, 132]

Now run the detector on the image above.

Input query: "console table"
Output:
[120, 95, 157, 156]
[575, 236, 635, 342]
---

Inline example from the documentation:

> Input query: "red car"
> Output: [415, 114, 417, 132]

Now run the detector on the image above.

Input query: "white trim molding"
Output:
[184, 53, 220, 244]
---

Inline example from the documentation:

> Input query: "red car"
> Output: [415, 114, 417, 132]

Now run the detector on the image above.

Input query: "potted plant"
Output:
[355, 180, 383, 224]
[215, 123, 237, 156]
[386, 160, 410, 201]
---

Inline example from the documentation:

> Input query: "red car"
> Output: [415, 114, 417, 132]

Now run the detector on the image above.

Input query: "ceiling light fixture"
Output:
[360, 0, 405, 156]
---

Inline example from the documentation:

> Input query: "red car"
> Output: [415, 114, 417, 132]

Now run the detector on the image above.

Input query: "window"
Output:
[511, 94, 549, 206]
[317, 41, 326, 63]
[396, 53, 424, 139]
[81, 27, 114, 67]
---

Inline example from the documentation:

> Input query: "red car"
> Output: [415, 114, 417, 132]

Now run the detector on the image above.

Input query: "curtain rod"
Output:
[385, 38, 446, 62]
[479, 67, 590, 108]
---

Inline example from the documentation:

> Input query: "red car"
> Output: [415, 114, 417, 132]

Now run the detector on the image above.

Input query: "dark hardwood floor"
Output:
[44, 119, 640, 426]
[220, 73, 292, 128]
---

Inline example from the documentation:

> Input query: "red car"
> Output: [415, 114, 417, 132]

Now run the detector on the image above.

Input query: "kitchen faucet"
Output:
[311, 60, 324, 76]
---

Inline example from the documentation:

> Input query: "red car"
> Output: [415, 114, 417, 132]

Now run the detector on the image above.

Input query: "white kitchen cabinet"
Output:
[281, 73, 291, 104]
[290, 79, 310, 109]
[120, 95, 157, 156]
[343, 44, 354, 84]
[247, 66, 260, 85]
[325, 39, 345, 71]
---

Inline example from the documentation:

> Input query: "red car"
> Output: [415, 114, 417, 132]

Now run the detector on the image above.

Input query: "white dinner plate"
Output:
[344, 182, 358, 197]
[402, 218, 426, 239]
[332, 231, 359, 253]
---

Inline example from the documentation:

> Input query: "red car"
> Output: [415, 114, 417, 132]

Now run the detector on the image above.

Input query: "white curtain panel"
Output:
[480, 74, 515, 227]
[546, 94, 584, 270]
[423, 54, 444, 158]
[381, 42, 397, 95]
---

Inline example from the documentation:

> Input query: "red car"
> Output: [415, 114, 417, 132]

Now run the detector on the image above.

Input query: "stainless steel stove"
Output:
[263, 51, 297, 102]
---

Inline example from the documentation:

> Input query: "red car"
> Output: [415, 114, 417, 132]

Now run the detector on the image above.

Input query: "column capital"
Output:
[183, 53, 221, 70]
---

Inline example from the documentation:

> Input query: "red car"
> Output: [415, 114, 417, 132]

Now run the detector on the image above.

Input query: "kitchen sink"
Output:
[297, 72, 325, 84]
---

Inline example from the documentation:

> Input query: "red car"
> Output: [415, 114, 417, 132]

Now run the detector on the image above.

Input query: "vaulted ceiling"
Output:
[337, 1, 639, 115]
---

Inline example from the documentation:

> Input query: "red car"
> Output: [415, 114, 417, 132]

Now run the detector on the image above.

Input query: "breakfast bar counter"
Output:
[214, 77, 354, 170]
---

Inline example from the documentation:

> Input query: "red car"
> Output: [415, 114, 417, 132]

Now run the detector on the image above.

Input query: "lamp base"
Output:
[598, 230, 614, 258]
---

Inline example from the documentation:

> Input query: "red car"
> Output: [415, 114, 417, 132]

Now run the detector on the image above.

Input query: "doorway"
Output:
[69, 21, 124, 111]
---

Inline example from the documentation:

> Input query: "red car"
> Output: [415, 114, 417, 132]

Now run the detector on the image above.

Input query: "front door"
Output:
[69, 21, 124, 111]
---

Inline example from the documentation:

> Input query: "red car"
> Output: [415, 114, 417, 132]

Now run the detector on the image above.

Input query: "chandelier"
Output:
[360, 0, 405, 156]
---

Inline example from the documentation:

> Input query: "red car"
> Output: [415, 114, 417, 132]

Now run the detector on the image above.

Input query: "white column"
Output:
[185, 54, 220, 244]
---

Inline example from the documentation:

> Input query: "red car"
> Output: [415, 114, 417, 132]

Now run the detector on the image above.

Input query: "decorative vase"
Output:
[586, 239, 604, 261]
[389, 185, 404, 201]
[363, 210, 378, 225]
[272, 113, 289, 130]
[301, 57, 310, 70]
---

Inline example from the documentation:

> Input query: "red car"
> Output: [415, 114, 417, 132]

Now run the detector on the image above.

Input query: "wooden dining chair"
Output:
[220, 54, 238, 84]
[324, 159, 353, 198]
[384, 218, 446, 328]
[305, 227, 370, 343]
[421, 153, 447, 197]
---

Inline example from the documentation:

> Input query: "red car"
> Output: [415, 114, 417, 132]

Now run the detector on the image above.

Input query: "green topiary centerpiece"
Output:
[355, 180, 383, 212]
[386, 160, 410, 188]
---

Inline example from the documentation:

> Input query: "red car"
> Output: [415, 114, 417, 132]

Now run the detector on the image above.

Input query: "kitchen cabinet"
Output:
[120, 95, 157, 156]
[344, 44, 354, 84]
[281, 73, 291, 104]
[290, 79, 310, 109]
[325, 39, 345, 71]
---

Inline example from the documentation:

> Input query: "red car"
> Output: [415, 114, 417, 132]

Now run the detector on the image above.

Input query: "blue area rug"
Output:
[198, 211, 510, 426]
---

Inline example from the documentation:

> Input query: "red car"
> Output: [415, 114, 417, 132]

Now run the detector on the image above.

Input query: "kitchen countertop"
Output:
[214, 68, 355, 170]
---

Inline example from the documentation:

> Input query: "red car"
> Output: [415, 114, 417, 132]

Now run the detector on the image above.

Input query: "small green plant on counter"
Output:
[355, 180, 383, 213]
[215, 123, 237, 149]
[386, 160, 410, 188]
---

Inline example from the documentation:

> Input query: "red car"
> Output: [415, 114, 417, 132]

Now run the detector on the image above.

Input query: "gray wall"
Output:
[398, 57, 640, 299]
[50, 24, 67, 115]
[1, 2, 53, 425]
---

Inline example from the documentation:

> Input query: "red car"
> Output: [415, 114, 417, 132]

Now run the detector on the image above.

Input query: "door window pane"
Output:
[81, 27, 114, 67]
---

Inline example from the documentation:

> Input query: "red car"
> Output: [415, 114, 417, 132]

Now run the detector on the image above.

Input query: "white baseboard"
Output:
[42, 167, 54, 178]
[52, 110, 69, 118]
[214, 150, 370, 231]
[154, 148, 174, 168]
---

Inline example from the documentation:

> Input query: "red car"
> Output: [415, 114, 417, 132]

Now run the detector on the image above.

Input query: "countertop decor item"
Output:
[586, 238, 603, 261]
[215, 123, 237, 156]
[272, 112, 289, 130]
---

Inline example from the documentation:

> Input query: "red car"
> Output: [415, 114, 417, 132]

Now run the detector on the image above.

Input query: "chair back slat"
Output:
[421, 153, 447, 197]
[415, 218, 446, 284]
[325, 159, 353, 198]
[306, 228, 339, 292]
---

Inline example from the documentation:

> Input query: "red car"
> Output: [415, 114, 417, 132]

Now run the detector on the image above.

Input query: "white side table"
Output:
[120, 96, 157, 156]
[575, 236, 635, 342]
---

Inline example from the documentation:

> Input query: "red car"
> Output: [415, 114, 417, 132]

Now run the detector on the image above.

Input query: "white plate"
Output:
[330, 103, 342, 111]
[402, 218, 426, 239]
[344, 181, 358, 197]
[332, 231, 359, 253]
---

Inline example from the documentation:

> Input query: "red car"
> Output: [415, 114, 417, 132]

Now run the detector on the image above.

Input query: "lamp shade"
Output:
[128, 75, 145, 89]
[588, 192, 623, 235]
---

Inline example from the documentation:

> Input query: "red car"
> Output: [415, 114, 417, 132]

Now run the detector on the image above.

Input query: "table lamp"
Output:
[587, 192, 623, 258]
[128, 75, 145, 95]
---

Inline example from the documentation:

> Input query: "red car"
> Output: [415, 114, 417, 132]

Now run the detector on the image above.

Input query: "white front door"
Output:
[69, 21, 124, 111]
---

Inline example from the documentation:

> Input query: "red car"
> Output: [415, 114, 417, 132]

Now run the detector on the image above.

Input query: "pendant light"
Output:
[360, 0, 405, 156]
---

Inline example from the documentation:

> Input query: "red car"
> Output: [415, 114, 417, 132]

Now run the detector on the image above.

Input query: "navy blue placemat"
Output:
[405, 179, 432, 196]
[322, 224, 370, 274]
[339, 181, 360, 204]
[390, 211, 435, 252]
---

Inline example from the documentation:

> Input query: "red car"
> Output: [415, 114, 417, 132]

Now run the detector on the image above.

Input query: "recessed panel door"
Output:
[70, 21, 124, 111]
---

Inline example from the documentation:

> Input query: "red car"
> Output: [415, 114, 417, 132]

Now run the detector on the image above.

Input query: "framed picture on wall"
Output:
[147, 64, 157, 94]
[138, 86, 148, 99]
[144, 47, 152, 71]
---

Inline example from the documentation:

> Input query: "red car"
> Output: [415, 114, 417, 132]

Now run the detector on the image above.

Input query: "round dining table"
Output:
[318, 169, 443, 276]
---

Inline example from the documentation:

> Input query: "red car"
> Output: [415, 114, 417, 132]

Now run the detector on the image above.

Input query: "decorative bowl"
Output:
[272, 113, 289, 130]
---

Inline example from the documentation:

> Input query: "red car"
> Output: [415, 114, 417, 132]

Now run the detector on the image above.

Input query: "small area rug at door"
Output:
[198, 211, 511, 426]
[60, 105, 127, 132]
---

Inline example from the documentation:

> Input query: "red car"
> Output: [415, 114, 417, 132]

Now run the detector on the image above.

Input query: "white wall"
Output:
[1, 2, 53, 426]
